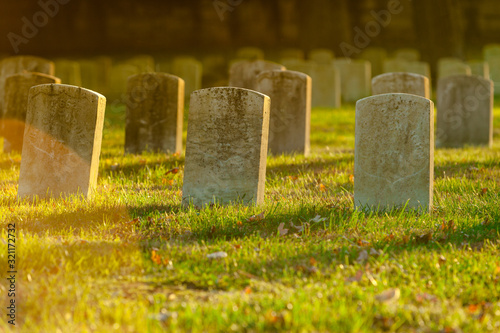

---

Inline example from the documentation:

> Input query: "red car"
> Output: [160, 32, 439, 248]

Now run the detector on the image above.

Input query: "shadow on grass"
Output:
[267, 154, 353, 176]
[435, 157, 500, 179]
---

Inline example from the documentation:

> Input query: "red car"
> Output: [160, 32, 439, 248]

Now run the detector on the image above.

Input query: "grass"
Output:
[0, 101, 499, 332]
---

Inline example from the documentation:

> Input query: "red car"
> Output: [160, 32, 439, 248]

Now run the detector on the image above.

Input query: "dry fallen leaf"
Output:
[348, 174, 355, 183]
[278, 223, 289, 237]
[247, 212, 265, 222]
[346, 270, 363, 283]
[166, 167, 180, 175]
[375, 288, 400, 303]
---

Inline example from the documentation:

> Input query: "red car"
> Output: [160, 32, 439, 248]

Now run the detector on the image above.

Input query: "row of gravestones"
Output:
[6, 75, 493, 214]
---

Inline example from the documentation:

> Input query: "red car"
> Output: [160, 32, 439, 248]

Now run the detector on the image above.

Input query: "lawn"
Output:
[0, 101, 499, 332]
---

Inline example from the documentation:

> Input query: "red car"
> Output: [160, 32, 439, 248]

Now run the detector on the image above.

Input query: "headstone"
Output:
[468, 60, 490, 80]
[372, 73, 430, 98]
[436, 75, 493, 148]
[394, 48, 421, 62]
[358, 47, 387, 77]
[334, 58, 371, 103]
[0, 56, 54, 115]
[171, 57, 203, 98]
[256, 70, 311, 156]
[18, 84, 106, 199]
[182, 87, 270, 207]
[125, 73, 184, 154]
[354, 93, 434, 212]
[437, 58, 471, 79]
[236, 47, 265, 60]
[485, 56, 500, 96]
[2, 73, 61, 152]
[308, 48, 334, 65]
[229, 60, 286, 91]
[54, 59, 82, 86]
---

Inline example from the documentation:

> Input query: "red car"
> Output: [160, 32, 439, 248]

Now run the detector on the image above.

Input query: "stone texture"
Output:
[0, 56, 54, 116]
[437, 58, 471, 79]
[171, 57, 202, 98]
[2, 73, 61, 152]
[229, 60, 285, 91]
[54, 59, 82, 86]
[308, 48, 334, 65]
[256, 70, 311, 156]
[372, 72, 430, 98]
[354, 93, 434, 212]
[334, 58, 371, 103]
[18, 84, 106, 199]
[436, 75, 493, 148]
[125, 73, 184, 154]
[182, 87, 270, 207]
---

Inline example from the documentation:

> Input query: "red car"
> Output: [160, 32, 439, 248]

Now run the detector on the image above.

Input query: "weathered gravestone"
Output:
[354, 93, 434, 212]
[18, 84, 106, 199]
[308, 48, 334, 65]
[125, 73, 184, 154]
[436, 75, 493, 148]
[256, 70, 311, 156]
[2, 73, 61, 152]
[0, 56, 54, 116]
[437, 58, 471, 79]
[54, 59, 82, 86]
[334, 58, 371, 103]
[182, 87, 270, 207]
[229, 60, 286, 91]
[372, 72, 430, 98]
[171, 57, 202, 98]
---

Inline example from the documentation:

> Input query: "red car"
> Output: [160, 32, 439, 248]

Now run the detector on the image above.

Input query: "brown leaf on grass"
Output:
[244, 286, 252, 294]
[166, 167, 180, 175]
[348, 174, 354, 183]
[440, 220, 456, 232]
[385, 233, 395, 241]
[346, 270, 363, 283]
[416, 293, 438, 303]
[317, 183, 327, 192]
[415, 232, 433, 244]
[480, 188, 488, 196]
[247, 212, 265, 222]
[162, 178, 174, 186]
[278, 223, 289, 237]
[309, 257, 317, 266]
[375, 288, 400, 303]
